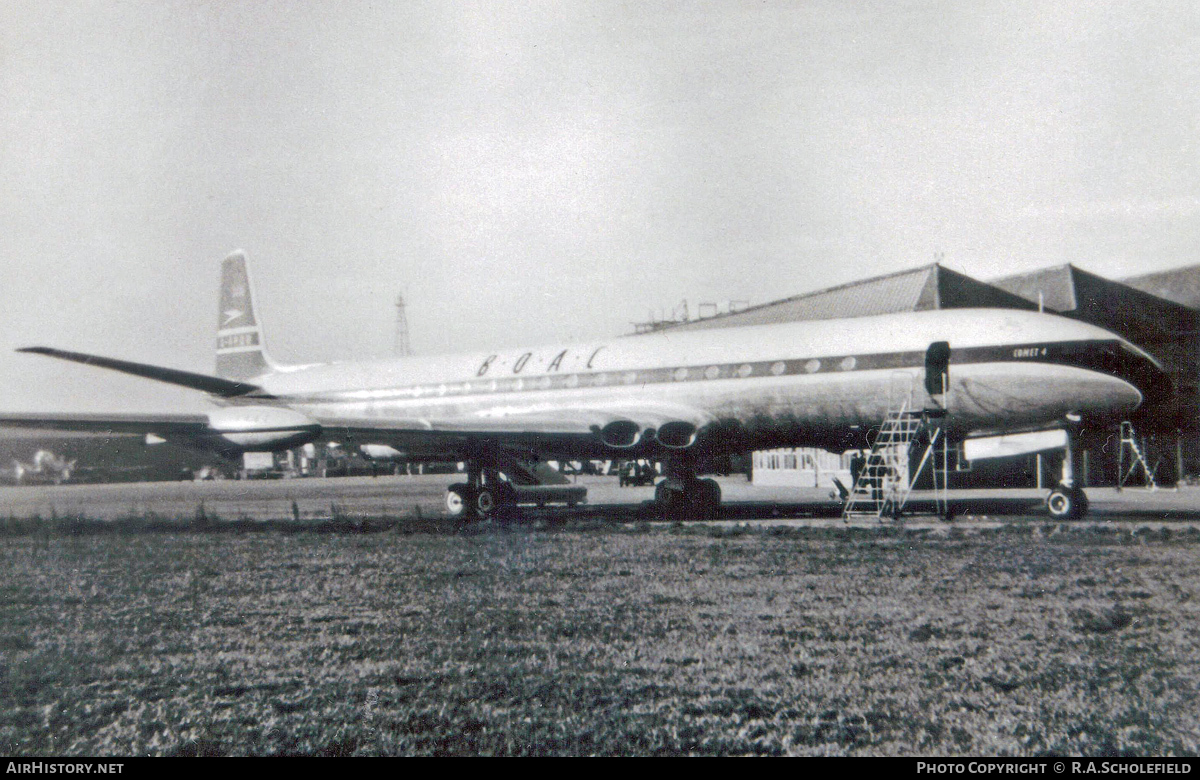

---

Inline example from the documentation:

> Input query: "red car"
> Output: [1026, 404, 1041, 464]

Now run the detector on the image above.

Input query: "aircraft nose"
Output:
[1114, 343, 1172, 410]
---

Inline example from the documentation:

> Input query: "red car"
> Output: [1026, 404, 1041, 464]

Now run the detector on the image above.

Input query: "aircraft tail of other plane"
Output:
[216, 250, 278, 380]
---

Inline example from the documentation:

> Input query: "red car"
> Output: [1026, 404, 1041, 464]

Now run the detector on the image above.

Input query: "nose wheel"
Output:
[1047, 417, 1089, 520]
[1046, 484, 1088, 520]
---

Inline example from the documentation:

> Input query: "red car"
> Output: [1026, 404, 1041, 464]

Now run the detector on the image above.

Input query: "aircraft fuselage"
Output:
[240, 308, 1159, 459]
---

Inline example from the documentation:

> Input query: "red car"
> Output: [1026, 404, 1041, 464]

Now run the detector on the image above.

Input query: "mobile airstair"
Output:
[842, 371, 952, 521]
[1116, 420, 1158, 491]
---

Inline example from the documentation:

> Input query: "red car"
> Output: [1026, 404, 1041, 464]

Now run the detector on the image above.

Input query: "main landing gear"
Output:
[1046, 418, 1089, 520]
[653, 456, 722, 520]
[446, 461, 518, 524]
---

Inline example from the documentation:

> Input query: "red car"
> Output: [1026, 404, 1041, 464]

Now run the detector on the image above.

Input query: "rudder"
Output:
[216, 250, 276, 380]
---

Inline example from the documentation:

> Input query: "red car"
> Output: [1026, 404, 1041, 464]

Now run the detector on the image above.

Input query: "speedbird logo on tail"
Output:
[217, 253, 256, 330]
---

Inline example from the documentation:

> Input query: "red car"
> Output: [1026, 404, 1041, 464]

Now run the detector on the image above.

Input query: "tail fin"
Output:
[216, 250, 277, 380]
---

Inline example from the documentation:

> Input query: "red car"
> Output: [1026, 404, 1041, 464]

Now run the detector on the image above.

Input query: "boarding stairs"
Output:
[1116, 420, 1158, 491]
[843, 401, 916, 520]
[842, 374, 951, 521]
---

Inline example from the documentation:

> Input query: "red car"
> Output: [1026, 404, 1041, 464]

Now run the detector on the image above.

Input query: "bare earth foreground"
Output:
[2, 520, 1199, 756]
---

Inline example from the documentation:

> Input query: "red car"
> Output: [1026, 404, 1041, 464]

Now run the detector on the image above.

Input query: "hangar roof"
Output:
[988, 265, 1079, 312]
[1121, 263, 1200, 310]
[991, 264, 1198, 342]
[649, 264, 1036, 333]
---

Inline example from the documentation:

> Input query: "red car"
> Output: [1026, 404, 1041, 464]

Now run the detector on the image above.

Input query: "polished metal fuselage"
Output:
[244, 308, 1157, 458]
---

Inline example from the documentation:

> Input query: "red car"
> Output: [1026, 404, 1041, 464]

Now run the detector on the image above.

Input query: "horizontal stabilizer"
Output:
[17, 347, 266, 398]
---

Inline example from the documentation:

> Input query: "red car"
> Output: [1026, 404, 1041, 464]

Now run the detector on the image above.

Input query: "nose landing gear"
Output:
[1046, 484, 1089, 520]
[1046, 417, 1089, 520]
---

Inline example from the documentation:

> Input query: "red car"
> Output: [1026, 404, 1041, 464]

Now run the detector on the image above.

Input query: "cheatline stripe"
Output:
[260, 339, 1159, 404]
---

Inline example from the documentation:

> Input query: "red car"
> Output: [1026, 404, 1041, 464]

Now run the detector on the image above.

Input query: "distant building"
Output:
[752, 448, 853, 488]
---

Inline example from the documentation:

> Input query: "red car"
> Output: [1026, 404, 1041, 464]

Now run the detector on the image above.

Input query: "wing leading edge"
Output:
[1, 400, 715, 460]
[316, 401, 714, 457]
[0, 411, 212, 435]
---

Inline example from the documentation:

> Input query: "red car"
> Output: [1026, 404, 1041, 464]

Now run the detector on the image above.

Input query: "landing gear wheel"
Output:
[475, 487, 497, 518]
[691, 478, 722, 521]
[492, 482, 519, 525]
[1078, 490, 1090, 516]
[654, 480, 686, 520]
[1047, 485, 1088, 520]
[654, 478, 722, 520]
[446, 483, 471, 518]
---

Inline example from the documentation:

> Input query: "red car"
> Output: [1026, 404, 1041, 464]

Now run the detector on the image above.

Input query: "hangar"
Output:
[654, 263, 1038, 331]
[646, 262, 1200, 489]
[992, 265, 1199, 442]
[1123, 263, 1200, 309]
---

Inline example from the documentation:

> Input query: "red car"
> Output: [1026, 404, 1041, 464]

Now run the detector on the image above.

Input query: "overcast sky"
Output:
[3, 0, 1200, 413]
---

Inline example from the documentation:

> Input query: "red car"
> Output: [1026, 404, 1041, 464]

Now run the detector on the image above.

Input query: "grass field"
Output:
[1, 520, 1199, 756]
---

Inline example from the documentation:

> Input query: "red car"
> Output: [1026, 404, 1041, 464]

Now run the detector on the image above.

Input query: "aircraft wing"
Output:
[318, 401, 714, 451]
[9, 344, 713, 455]
[0, 401, 714, 458]
[0, 410, 599, 440]
[0, 411, 213, 436]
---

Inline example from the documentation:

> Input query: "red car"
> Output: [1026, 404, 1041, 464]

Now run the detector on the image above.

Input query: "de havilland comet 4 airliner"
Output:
[1, 252, 1169, 520]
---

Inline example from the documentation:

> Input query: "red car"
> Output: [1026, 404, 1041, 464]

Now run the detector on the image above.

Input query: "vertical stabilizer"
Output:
[216, 250, 277, 380]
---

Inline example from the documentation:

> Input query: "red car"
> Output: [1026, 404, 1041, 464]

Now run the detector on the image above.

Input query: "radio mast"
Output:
[393, 294, 411, 357]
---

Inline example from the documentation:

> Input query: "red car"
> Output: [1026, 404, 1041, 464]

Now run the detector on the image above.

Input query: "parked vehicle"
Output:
[619, 460, 658, 487]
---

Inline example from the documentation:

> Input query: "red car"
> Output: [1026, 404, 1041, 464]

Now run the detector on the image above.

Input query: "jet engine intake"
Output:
[655, 421, 698, 449]
[206, 406, 321, 451]
[599, 419, 643, 448]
